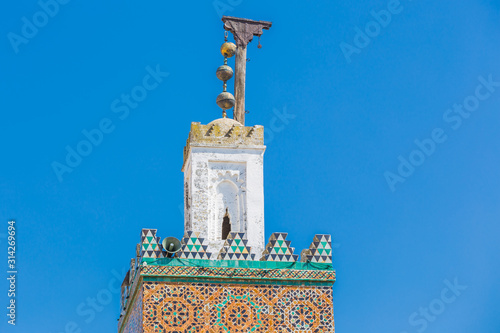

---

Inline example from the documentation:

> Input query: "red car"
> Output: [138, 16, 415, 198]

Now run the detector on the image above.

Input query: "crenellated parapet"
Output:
[182, 118, 264, 170]
[176, 231, 213, 260]
[134, 228, 333, 266]
[139, 229, 165, 259]
[260, 232, 299, 262]
[218, 232, 256, 260]
[300, 234, 333, 263]
[133, 228, 333, 266]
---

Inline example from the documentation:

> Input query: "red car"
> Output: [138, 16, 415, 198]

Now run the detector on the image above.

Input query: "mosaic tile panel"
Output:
[141, 264, 335, 282]
[140, 229, 165, 259]
[121, 287, 143, 333]
[301, 234, 333, 263]
[176, 231, 213, 260]
[260, 232, 299, 262]
[142, 282, 334, 332]
[218, 232, 256, 260]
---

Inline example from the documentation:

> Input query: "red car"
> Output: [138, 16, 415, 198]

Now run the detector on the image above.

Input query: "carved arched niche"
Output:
[208, 168, 246, 242]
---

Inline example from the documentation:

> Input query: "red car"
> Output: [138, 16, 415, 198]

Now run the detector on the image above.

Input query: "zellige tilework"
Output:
[142, 282, 334, 332]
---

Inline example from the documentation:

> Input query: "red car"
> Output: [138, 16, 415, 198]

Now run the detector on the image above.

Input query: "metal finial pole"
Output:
[222, 16, 272, 125]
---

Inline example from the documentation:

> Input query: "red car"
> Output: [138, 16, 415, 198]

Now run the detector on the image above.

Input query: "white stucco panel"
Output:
[184, 146, 265, 257]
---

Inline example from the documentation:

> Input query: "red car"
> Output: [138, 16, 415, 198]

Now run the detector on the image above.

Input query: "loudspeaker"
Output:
[162, 237, 181, 258]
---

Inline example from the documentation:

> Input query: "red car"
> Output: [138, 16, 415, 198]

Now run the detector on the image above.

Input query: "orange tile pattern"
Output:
[142, 282, 334, 332]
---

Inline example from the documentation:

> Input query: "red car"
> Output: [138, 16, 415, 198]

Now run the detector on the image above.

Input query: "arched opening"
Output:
[221, 208, 231, 240]
[215, 180, 240, 241]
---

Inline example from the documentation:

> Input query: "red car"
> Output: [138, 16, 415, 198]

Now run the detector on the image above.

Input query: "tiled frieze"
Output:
[142, 282, 334, 332]
[141, 263, 335, 282]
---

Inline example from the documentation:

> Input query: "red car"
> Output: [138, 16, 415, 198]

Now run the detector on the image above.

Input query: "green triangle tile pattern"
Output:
[139, 229, 165, 259]
[176, 231, 212, 260]
[218, 232, 256, 261]
[260, 232, 299, 262]
[300, 234, 333, 263]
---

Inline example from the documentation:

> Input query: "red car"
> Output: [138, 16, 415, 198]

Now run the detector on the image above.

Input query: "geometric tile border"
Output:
[260, 232, 298, 262]
[218, 232, 256, 261]
[175, 231, 212, 260]
[141, 264, 335, 282]
[140, 229, 165, 259]
[300, 234, 333, 263]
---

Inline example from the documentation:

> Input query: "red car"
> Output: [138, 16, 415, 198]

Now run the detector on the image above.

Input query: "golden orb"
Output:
[221, 42, 236, 58]
[216, 65, 233, 81]
[216, 92, 235, 110]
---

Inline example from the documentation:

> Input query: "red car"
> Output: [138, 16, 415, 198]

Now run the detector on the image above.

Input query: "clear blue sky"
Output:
[1, 0, 500, 332]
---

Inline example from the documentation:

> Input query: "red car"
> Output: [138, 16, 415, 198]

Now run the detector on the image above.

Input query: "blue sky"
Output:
[1, 0, 500, 332]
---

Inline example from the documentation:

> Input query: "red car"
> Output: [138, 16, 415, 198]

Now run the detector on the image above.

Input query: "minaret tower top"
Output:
[182, 16, 272, 256]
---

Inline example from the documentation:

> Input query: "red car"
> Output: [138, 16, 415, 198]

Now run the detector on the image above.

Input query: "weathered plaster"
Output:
[182, 118, 266, 257]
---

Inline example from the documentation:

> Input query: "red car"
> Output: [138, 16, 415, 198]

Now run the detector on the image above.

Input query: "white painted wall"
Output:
[183, 146, 265, 257]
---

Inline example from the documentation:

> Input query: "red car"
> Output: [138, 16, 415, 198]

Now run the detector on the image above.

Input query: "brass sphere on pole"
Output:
[220, 42, 236, 58]
[216, 92, 236, 110]
[216, 65, 233, 82]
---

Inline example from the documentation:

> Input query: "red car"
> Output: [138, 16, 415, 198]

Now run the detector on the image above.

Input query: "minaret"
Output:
[117, 16, 336, 333]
